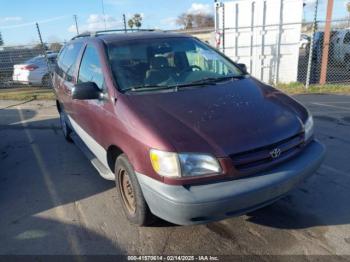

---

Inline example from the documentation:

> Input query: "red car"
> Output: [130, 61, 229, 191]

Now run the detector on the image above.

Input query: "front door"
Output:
[70, 43, 112, 168]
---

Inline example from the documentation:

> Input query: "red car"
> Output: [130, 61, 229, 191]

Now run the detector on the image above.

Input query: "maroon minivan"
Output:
[54, 31, 325, 226]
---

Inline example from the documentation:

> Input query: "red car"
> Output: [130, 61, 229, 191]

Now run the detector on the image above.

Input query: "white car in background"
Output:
[12, 53, 57, 86]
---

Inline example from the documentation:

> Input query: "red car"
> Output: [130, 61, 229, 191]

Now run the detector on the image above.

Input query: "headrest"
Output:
[150, 57, 169, 69]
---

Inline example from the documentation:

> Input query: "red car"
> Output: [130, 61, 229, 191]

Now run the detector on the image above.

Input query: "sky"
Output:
[0, 0, 349, 46]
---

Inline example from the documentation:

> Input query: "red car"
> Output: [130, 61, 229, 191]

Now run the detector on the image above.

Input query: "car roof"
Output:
[72, 31, 193, 45]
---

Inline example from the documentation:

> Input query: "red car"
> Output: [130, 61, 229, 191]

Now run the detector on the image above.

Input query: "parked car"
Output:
[54, 31, 325, 226]
[331, 29, 350, 71]
[309, 31, 336, 64]
[12, 53, 57, 86]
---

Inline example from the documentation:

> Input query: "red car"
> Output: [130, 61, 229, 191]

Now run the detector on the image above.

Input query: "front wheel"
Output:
[115, 154, 154, 226]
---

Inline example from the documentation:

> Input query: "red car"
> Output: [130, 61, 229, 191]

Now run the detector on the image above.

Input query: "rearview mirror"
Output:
[237, 63, 248, 74]
[72, 82, 102, 100]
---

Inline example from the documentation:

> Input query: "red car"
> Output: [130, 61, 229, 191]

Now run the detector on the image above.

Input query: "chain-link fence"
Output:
[298, 19, 350, 87]
[1, 14, 350, 90]
[213, 0, 350, 89]
[0, 20, 68, 89]
[212, 18, 350, 88]
[0, 43, 64, 88]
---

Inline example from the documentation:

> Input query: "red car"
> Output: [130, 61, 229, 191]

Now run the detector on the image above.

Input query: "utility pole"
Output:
[73, 15, 79, 35]
[123, 14, 127, 33]
[101, 0, 107, 30]
[319, 0, 334, 85]
[36, 22, 52, 87]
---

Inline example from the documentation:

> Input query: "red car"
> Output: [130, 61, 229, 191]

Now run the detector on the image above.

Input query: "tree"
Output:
[177, 13, 194, 29]
[50, 42, 63, 52]
[33, 43, 48, 51]
[128, 19, 134, 30]
[176, 13, 214, 29]
[133, 13, 142, 29]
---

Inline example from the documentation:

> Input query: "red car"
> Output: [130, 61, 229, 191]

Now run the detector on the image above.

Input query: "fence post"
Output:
[36, 22, 52, 88]
[305, 0, 319, 89]
[274, 0, 284, 85]
[260, 1, 267, 82]
[250, 2, 255, 75]
[319, 0, 334, 85]
[222, 3, 225, 54]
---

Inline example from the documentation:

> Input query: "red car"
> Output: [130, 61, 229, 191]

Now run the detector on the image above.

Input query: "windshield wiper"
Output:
[171, 75, 246, 90]
[123, 84, 173, 92]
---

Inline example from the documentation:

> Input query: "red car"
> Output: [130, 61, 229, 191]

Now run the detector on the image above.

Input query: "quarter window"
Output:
[78, 45, 104, 89]
[56, 42, 83, 81]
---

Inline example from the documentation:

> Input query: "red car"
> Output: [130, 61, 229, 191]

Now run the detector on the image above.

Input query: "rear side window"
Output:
[78, 45, 104, 89]
[56, 42, 83, 81]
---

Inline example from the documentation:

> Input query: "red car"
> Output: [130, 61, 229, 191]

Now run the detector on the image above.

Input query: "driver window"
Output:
[78, 45, 104, 89]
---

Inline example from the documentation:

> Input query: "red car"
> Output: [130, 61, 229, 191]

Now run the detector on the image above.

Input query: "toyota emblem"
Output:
[270, 148, 281, 159]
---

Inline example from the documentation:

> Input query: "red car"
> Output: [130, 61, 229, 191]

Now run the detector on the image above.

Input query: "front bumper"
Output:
[137, 140, 326, 225]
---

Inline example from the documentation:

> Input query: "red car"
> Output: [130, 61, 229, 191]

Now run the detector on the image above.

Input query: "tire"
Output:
[59, 109, 72, 142]
[42, 74, 52, 87]
[115, 154, 155, 226]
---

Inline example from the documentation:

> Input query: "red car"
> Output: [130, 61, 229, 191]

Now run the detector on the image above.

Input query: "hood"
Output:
[124, 78, 307, 157]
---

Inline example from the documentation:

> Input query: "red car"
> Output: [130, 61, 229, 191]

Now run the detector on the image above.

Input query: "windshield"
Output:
[107, 37, 244, 92]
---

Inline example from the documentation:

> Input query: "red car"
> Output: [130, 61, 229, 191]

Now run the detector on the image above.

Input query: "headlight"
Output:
[304, 115, 314, 141]
[150, 149, 221, 178]
[179, 153, 222, 177]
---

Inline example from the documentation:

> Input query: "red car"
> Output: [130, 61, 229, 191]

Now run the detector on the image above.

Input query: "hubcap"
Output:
[118, 169, 136, 215]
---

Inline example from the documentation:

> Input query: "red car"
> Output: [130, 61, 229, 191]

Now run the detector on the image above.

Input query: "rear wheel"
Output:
[42, 74, 51, 87]
[115, 154, 154, 226]
[59, 110, 72, 142]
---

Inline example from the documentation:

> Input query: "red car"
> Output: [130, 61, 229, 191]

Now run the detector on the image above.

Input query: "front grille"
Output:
[230, 133, 305, 175]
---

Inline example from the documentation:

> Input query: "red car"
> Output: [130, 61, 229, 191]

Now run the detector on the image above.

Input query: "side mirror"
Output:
[72, 82, 102, 100]
[237, 63, 248, 74]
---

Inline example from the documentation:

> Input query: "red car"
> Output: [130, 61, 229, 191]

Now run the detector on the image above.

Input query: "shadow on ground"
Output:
[0, 109, 123, 254]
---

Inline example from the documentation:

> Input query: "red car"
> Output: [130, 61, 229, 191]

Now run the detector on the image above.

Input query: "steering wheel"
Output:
[178, 65, 202, 74]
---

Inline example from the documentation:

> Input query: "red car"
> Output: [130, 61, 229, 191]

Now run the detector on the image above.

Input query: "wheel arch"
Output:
[107, 144, 124, 173]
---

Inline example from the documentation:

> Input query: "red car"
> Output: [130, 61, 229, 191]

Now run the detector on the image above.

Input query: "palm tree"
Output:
[128, 19, 134, 31]
[133, 14, 142, 30]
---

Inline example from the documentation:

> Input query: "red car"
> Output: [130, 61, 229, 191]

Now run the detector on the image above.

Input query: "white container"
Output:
[215, 0, 303, 84]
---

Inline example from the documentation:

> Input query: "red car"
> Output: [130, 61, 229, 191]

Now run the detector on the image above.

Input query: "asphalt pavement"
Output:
[0, 94, 349, 256]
